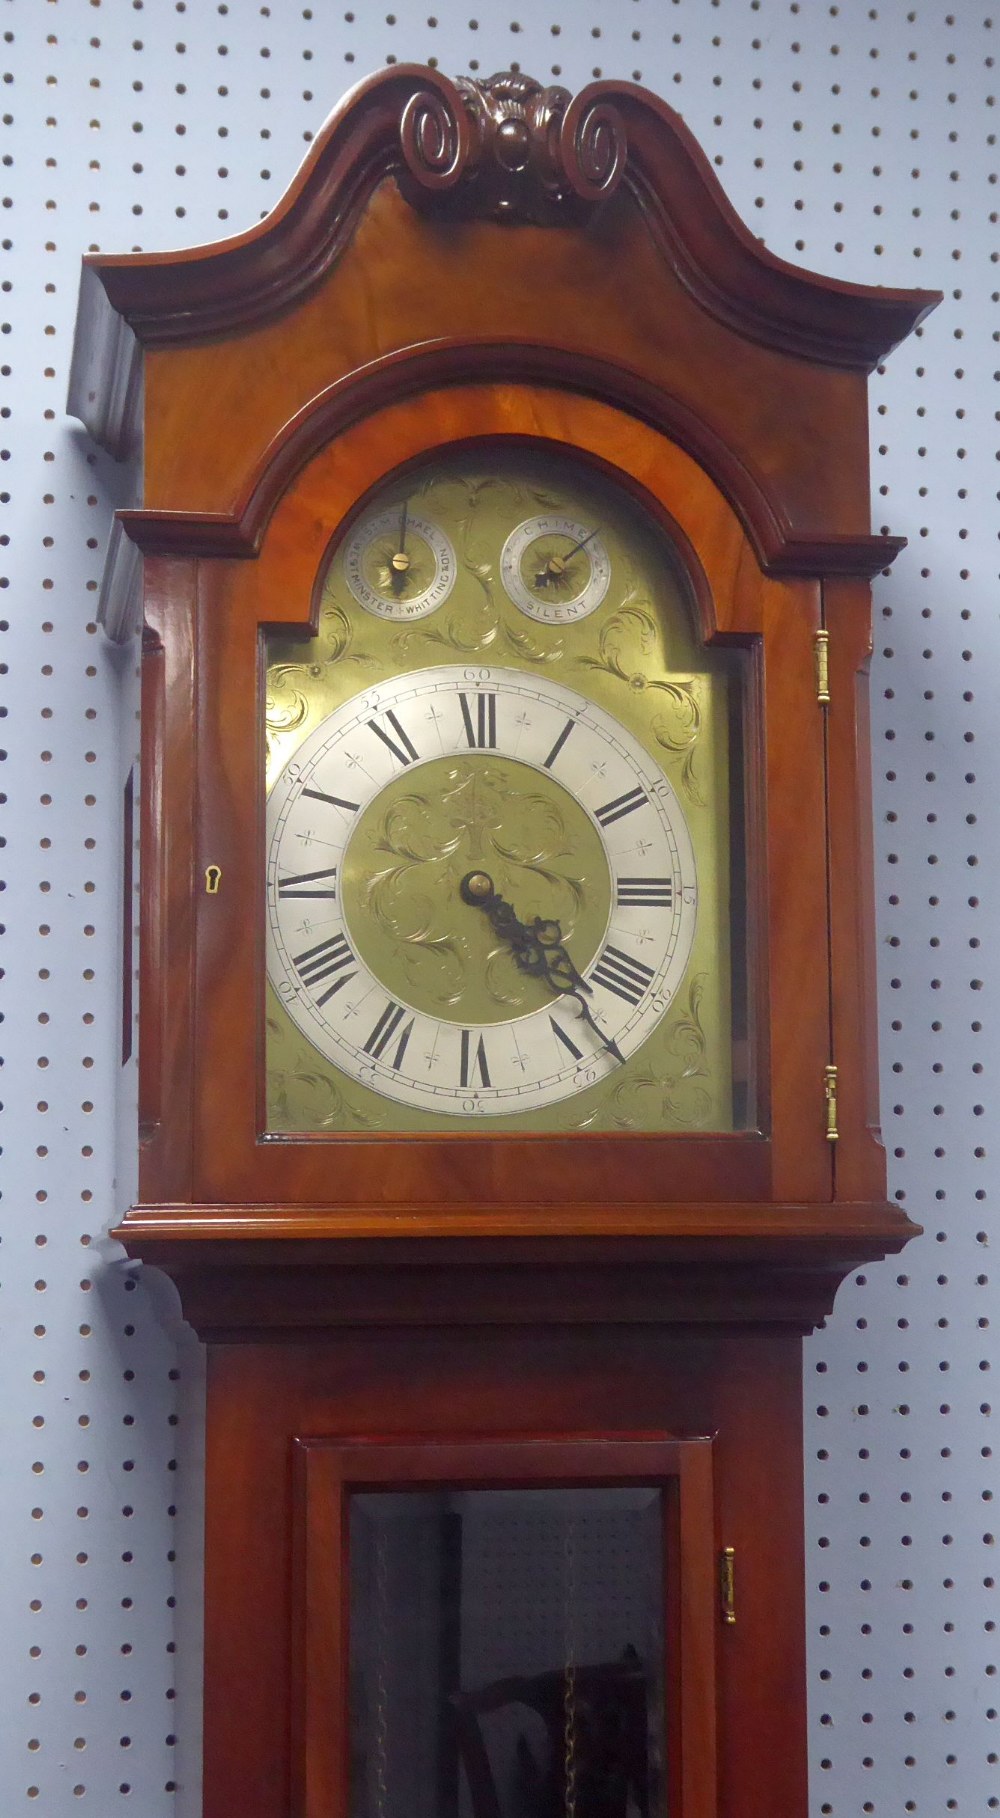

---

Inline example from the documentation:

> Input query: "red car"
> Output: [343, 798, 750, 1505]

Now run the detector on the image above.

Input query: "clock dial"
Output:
[265, 445, 744, 1135]
[341, 502, 456, 620]
[500, 514, 612, 623]
[267, 667, 696, 1116]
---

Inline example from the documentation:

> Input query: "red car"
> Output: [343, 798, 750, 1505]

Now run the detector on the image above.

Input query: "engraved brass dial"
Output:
[265, 446, 743, 1135]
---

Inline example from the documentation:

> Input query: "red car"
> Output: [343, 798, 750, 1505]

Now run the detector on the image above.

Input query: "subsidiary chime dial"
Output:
[265, 448, 738, 1134]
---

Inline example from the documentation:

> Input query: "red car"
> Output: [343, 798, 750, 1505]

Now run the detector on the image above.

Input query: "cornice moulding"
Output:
[68, 63, 941, 454]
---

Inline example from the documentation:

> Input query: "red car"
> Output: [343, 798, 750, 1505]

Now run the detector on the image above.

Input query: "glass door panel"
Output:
[348, 1486, 666, 1818]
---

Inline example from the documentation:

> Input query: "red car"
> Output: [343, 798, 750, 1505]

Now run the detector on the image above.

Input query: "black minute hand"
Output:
[459, 871, 625, 1066]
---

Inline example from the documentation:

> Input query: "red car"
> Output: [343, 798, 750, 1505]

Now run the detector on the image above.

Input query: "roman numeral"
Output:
[367, 710, 419, 767]
[590, 944, 655, 1006]
[549, 1015, 584, 1063]
[543, 718, 576, 770]
[595, 786, 649, 828]
[459, 1029, 491, 1089]
[277, 866, 338, 900]
[459, 690, 497, 750]
[363, 1000, 415, 1070]
[301, 787, 359, 814]
[616, 876, 673, 908]
[292, 932, 357, 1006]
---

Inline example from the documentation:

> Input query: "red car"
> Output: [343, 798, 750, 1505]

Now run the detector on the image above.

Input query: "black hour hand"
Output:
[459, 871, 625, 1066]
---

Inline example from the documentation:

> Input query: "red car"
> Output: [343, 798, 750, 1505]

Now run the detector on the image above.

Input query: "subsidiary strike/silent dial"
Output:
[500, 514, 612, 624]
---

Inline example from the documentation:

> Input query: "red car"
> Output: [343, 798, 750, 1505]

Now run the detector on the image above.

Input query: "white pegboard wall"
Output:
[1, 3, 996, 1813]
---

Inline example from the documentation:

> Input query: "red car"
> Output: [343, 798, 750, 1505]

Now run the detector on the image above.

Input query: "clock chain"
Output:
[563, 1521, 579, 1818]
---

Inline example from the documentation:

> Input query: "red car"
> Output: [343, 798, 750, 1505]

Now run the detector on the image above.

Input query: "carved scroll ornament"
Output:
[398, 69, 626, 224]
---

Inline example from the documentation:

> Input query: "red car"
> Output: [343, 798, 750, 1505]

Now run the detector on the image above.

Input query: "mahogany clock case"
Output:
[67, 62, 936, 1818]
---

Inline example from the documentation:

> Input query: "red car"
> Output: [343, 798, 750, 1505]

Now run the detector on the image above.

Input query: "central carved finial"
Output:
[398, 70, 627, 224]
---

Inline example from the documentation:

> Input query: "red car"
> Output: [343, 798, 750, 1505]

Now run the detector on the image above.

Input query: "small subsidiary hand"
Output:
[459, 870, 625, 1065]
[535, 525, 600, 586]
[390, 500, 410, 585]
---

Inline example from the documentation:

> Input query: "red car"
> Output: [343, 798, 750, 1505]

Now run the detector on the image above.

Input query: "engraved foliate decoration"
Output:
[399, 70, 627, 225]
[266, 666, 697, 1117]
[579, 605, 705, 804]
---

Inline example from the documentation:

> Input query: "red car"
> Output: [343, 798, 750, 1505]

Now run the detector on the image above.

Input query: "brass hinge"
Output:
[824, 1063, 839, 1143]
[814, 629, 831, 705]
[720, 1547, 736, 1626]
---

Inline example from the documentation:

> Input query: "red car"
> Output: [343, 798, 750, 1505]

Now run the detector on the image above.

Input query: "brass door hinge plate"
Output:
[824, 1063, 839, 1143]
[720, 1546, 736, 1626]
[814, 628, 831, 704]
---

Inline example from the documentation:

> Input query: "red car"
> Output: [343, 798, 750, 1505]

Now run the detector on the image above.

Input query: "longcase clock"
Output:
[70, 66, 936, 1818]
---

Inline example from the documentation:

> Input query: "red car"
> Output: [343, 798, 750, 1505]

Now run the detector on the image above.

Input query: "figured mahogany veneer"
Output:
[70, 63, 933, 1818]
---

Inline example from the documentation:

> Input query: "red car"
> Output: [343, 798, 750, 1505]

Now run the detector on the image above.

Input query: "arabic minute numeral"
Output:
[292, 932, 357, 1006]
[277, 866, 338, 900]
[367, 709, 419, 767]
[459, 1030, 491, 1089]
[590, 944, 656, 1006]
[363, 1000, 415, 1071]
[615, 876, 673, 908]
[459, 690, 497, 750]
[595, 786, 649, 828]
